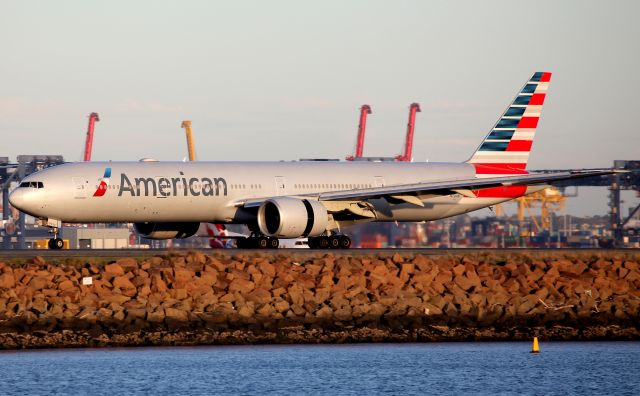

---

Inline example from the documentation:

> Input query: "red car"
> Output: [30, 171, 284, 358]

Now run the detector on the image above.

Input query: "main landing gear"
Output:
[236, 235, 280, 249]
[308, 235, 351, 249]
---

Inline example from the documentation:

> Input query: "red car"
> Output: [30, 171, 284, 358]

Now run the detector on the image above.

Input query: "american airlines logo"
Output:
[94, 167, 228, 197]
[93, 167, 111, 197]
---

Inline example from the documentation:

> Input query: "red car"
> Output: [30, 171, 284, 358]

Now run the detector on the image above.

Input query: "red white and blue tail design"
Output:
[468, 72, 551, 177]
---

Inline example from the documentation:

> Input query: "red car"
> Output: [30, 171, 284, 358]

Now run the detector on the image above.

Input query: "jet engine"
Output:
[257, 197, 328, 238]
[134, 222, 200, 240]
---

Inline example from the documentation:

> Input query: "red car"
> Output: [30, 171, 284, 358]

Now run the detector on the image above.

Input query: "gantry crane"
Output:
[517, 187, 566, 234]
[346, 105, 372, 161]
[83, 113, 100, 161]
[181, 120, 196, 161]
[395, 103, 421, 162]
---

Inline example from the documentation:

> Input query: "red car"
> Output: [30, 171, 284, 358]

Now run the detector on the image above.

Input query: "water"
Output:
[0, 342, 638, 395]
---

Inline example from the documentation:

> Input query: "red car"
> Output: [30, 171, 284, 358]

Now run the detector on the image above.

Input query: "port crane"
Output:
[395, 103, 421, 162]
[346, 103, 420, 162]
[181, 120, 197, 161]
[345, 105, 372, 161]
[83, 113, 100, 161]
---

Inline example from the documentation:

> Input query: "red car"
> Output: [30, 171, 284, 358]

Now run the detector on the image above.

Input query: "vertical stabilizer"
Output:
[468, 72, 551, 176]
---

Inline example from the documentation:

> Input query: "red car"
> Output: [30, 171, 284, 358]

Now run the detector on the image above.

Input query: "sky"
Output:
[1, 0, 639, 216]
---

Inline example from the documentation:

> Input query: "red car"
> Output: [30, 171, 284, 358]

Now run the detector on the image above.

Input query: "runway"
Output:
[0, 248, 636, 261]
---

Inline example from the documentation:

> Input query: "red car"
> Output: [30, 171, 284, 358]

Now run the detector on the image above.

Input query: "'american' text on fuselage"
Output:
[118, 172, 228, 197]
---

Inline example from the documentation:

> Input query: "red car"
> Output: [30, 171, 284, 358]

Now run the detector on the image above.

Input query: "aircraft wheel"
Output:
[318, 236, 330, 249]
[269, 237, 279, 249]
[49, 238, 64, 250]
[339, 235, 352, 249]
[328, 236, 341, 249]
[236, 238, 247, 249]
[257, 236, 270, 249]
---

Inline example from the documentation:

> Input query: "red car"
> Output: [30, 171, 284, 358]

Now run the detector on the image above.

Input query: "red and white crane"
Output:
[83, 112, 100, 161]
[346, 105, 372, 161]
[395, 103, 421, 162]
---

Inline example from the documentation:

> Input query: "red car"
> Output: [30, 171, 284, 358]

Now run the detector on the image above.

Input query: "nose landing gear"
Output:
[42, 218, 64, 249]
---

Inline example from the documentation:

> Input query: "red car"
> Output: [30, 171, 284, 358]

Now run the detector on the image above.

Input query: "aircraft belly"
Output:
[53, 196, 225, 223]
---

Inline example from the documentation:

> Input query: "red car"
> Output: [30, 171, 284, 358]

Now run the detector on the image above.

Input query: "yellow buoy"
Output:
[531, 336, 540, 353]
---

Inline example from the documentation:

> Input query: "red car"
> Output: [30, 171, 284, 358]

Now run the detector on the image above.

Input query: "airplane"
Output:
[9, 72, 618, 249]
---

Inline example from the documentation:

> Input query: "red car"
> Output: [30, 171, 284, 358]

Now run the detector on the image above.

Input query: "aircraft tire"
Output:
[339, 235, 351, 249]
[49, 238, 64, 250]
[318, 236, 330, 249]
[269, 237, 279, 249]
[328, 236, 341, 249]
[257, 236, 269, 249]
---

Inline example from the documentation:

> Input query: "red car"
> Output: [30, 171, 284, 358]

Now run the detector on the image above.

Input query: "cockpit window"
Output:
[18, 181, 44, 188]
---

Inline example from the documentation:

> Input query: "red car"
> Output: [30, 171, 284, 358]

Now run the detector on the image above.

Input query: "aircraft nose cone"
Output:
[8, 189, 25, 210]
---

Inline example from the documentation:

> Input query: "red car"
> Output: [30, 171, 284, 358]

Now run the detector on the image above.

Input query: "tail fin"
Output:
[467, 72, 551, 176]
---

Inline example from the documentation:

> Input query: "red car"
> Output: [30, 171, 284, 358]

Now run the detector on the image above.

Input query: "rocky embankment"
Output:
[0, 251, 639, 349]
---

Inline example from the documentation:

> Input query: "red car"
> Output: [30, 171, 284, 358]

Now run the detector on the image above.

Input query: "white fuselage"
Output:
[9, 160, 534, 225]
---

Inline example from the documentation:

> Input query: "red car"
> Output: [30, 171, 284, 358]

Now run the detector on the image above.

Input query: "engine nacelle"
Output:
[257, 197, 328, 238]
[134, 222, 200, 240]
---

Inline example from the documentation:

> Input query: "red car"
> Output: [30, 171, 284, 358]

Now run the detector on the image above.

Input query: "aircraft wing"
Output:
[235, 169, 620, 208]
[317, 169, 619, 203]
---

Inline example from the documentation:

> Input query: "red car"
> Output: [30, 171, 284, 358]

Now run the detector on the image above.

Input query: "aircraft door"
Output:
[274, 176, 286, 195]
[72, 177, 87, 198]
